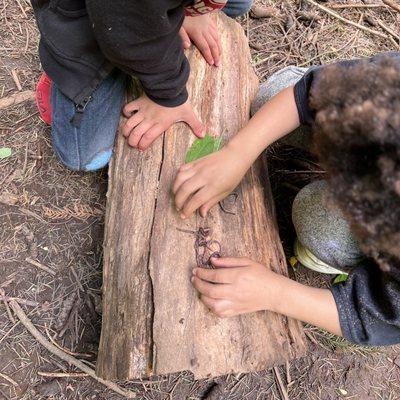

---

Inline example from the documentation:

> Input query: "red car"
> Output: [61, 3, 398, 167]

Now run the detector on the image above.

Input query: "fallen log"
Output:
[96, 12, 305, 381]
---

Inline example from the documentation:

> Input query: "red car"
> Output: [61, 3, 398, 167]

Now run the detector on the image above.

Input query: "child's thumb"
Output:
[179, 27, 191, 49]
[185, 110, 204, 138]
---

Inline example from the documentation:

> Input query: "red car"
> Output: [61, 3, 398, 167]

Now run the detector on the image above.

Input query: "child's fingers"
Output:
[172, 169, 196, 195]
[123, 98, 143, 116]
[199, 195, 222, 217]
[179, 27, 191, 49]
[174, 178, 204, 211]
[137, 124, 164, 151]
[193, 267, 235, 284]
[181, 187, 210, 218]
[206, 33, 220, 67]
[178, 162, 194, 173]
[122, 112, 144, 137]
[127, 121, 154, 148]
[200, 295, 231, 317]
[191, 276, 229, 299]
[181, 108, 204, 138]
[199, 295, 220, 313]
[211, 257, 251, 268]
[194, 35, 214, 65]
[209, 29, 222, 59]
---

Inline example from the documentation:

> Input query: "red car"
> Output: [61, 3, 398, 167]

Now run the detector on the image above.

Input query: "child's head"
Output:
[310, 57, 400, 271]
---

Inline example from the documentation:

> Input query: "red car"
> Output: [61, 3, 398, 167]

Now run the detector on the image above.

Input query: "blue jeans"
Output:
[51, 0, 253, 171]
[51, 69, 126, 171]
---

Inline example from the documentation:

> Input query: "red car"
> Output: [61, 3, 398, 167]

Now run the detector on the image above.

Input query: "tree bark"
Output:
[97, 12, 305, 381]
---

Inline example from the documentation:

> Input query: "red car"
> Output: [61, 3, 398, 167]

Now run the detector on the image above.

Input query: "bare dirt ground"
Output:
[0, 0, 399, 399]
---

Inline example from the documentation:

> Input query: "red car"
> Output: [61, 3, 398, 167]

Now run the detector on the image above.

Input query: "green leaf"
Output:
[0, 147, 12, 160]
[185, 134, 222, 164]
[333, 273, 348, 284]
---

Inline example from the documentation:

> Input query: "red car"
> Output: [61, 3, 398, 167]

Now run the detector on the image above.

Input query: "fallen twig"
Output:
[273, 366, 289, 400]
[0, 288, 16, 324]
[303, 0, 396, 43]
[45, 326, 93, 359]
[0, 90, 35, 110]
[26, 258, 56, 276]
[376, 19, 400, 42]
[9, 301, 137, 399]
[330, 3, 387, 9]
[285, 361, 292, 385]
[0, 372, 18, 387]
[382, 0, 400, 13]
[0, 295, 38, 307]
[38, 371, 88, 378]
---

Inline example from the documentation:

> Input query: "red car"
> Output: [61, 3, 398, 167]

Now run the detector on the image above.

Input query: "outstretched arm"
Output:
[191, 257, 342, 336]
[173, 85, 300, 218]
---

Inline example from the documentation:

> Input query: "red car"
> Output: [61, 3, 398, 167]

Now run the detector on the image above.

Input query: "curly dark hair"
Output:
[309, 56, 400, 271]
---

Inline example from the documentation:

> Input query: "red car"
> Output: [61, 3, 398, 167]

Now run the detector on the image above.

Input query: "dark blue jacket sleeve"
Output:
[86, 0, 190, 107]
[293, 52, 400, 126]
[331, 260, 400, 346]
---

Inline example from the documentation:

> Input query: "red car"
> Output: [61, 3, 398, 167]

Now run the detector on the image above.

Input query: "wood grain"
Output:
[97, 12, 305, 380]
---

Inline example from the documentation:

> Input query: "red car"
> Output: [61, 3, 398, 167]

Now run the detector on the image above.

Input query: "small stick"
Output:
[11, 70, 22, 91]
[0, 273, 17, 289]
[376, 19, 400, 42]
[38, 371, 88, 378]
[45, 326, 93, 359]
[15, 0, 28, 18]
[273, 366, 289, 400]
[0, 90, 35, 110]
[330, 4, 387, 9]
[0, 295, 38, 307]
[0, 372, 18, 387]
[9, 301, 136, 399]
[303, 0, 393, 41]
[382, 0, 400, 13]
[26, 258, 56, 276]
[285, 361, 292, 385]
[0, 288, 16, 324]
[4, 301, 16, 324]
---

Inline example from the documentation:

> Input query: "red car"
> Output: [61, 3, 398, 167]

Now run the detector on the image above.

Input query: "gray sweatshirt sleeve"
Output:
[331, 260, 400, 346]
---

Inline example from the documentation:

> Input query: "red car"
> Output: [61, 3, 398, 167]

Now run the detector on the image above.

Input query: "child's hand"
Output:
[179, 14, 222, 66]
[122, 94, 204, 151]
[191, 257, 282, 317]
[173, 145, 249, 219]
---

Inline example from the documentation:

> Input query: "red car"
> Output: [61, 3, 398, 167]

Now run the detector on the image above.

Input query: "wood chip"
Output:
[0, 192, 19, 206]
[250, 5, 278, 19]
[0, 90, 35, 110]
[11, 69, 22, 91]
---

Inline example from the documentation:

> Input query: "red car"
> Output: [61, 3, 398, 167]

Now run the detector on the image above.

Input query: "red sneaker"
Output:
[35, 72, 52, 125]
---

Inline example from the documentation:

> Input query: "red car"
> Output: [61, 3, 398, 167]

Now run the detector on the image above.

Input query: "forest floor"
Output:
[0, 0, 399, 399]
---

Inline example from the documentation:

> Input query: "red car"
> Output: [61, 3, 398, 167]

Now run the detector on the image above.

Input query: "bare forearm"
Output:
[227, 86, 300, 166]
[268, 274, 342, 336]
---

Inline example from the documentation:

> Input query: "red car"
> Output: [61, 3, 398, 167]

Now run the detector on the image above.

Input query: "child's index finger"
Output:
[193, 267, 233, 284]
[211, 256, 250, 268]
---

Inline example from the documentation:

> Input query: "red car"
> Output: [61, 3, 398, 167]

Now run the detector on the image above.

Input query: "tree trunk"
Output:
[96, 12, 305, 381]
